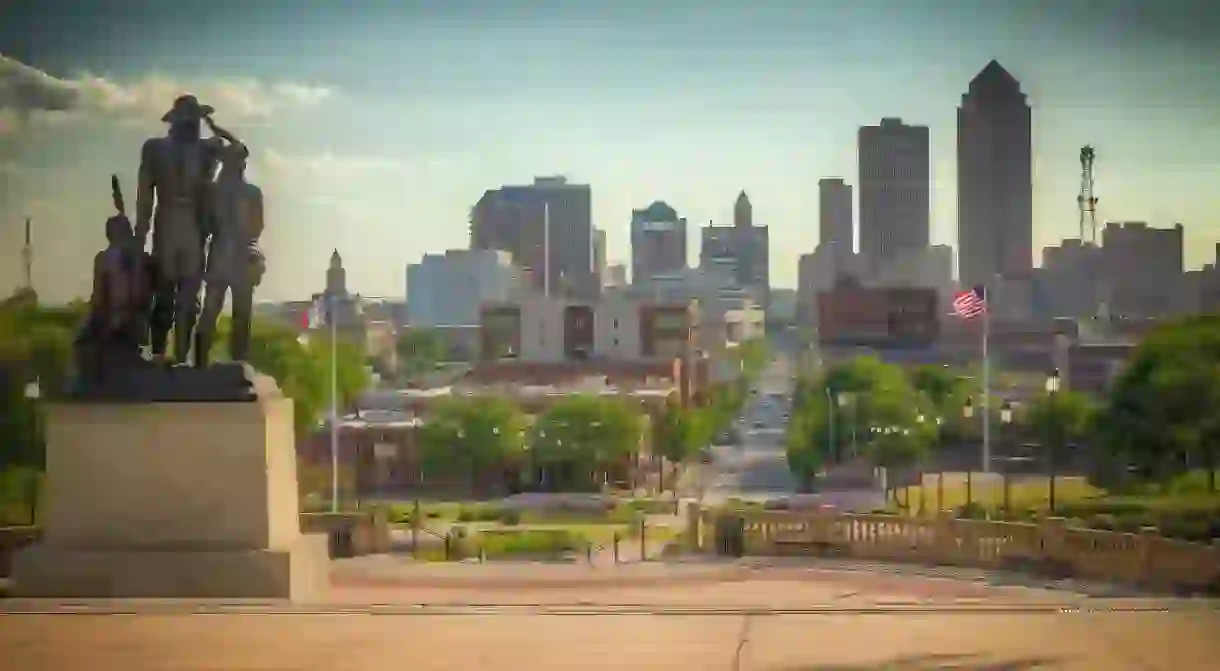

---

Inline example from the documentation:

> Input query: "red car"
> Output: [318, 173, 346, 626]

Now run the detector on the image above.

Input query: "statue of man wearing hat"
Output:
[135, 94, 225, 364]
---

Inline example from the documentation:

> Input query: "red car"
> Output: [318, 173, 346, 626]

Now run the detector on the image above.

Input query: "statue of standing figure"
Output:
[136, 95, 225, 364]
[70, 95, 274, 399]
[135, 94, 266, 367]
[194, 115, 266, 367]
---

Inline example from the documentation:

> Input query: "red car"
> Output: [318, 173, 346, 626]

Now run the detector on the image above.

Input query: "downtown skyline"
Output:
[3, 1, 1220, 302]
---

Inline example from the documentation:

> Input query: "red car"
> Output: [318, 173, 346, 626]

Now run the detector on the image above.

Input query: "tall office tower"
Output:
[630, 200, 688, 283]
[957, 60, 1033, 288]
[818, 178, 853, 257]
[858, 118, 930, 274]
[700, 191, 769, 306]
[733, 190, 753, 228]
[592, 227, 607, 288]
[469, 176, 596, 298]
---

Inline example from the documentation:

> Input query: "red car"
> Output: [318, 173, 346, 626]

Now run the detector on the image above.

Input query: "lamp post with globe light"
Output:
[23, 378, 41, 525]
[962, 397, 975, 510]
[837, 392, 857, 460]
[1045, 369, 1062, 514]
[999, 400, 1014, 516]
[915, 414, 942, 516]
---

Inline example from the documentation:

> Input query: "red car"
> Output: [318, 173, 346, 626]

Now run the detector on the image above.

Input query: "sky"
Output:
[2, 0, 1220, 303]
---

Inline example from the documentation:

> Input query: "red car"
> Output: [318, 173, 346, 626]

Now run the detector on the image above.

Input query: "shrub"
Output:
[957, 502, 988, 520]
[478, 529, 585, 558]
[1059, 495, 1220, 542]
[455, 504, 505, 523]
[1088, 514, 1118, 531]
[499, 509, 521, 526]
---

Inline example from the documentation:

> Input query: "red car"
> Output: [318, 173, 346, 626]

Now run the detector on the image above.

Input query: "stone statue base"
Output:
[9, 396, 329, 600]
[69, 361, 279, 403]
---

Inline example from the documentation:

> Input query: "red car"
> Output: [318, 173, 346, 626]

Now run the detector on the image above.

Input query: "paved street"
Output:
[702, 350, 886, 512]
[703, 352, 799, 504]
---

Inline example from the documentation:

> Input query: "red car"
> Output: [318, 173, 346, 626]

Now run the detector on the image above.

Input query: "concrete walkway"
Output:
[4, 610, 1218, 669]
[6, 555, 1218, 669]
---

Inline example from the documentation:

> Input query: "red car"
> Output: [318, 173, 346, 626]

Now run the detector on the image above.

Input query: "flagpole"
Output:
[981, 283, 992, 475]
[329, 294, 340, 513]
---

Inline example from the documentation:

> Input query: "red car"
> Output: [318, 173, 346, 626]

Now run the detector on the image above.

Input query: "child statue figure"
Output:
[73, 177, 155, 387]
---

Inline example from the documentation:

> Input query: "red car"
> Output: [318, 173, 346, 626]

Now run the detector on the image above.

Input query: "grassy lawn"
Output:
[889, 471, 1220, 542]
[894, 475, 1104, 516]
[382, 499, 658, 527]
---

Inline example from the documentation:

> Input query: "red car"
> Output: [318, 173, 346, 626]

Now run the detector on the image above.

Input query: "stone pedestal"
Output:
[10, 392, 329, 600]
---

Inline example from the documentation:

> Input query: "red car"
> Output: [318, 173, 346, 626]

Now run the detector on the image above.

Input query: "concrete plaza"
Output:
[4, 609, 1218, 670]
[4, 560, 1218, 670]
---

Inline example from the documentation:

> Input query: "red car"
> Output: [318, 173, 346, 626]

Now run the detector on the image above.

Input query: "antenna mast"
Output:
[21, 217, 33, 290]
[1077, 146, 1099, 244]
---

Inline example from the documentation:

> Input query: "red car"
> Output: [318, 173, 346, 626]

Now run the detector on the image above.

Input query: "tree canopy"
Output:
[652, 399, 711, 464]
[395, 328, 448, 380]
[0, 291, 372, 469]
[418, 396, 527, 481]
[786, 357, 941, 485]
[530, 395, 645, 467]
[1097, 315, 1220, 489]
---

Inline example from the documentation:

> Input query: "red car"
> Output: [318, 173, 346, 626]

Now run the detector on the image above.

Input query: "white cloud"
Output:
[256, 149, 414, 180]
[0, 54, 337, 134]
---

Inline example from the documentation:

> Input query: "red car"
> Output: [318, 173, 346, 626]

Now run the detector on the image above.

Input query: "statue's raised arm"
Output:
[135, 138, 157, 248]
[204, 115, 246, 154]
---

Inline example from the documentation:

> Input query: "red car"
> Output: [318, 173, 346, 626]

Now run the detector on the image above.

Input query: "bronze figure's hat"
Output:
[161, 94, 214, 124]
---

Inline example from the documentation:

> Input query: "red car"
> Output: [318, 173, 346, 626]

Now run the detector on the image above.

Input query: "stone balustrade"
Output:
[689, 507, 1220, 593]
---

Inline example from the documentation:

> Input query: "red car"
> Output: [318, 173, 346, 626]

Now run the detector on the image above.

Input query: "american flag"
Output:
[952, 285, 987, 319]
[300, 296, 327, 330]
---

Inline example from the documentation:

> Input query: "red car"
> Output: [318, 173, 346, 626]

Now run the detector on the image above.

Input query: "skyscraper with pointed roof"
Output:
[957, 60, 1033, 288]
[326, 248, 347, 296]
[700, 190, 770, 307]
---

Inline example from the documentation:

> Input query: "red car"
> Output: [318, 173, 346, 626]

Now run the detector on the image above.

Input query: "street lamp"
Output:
[999, 400, 1014, 517]
[931, 416, 946, 513]
[23, 378, 41, 525]
[823, 387, 837, 465]
[962, 398, 975, 511]
[837, 393, 858, 458]
[1045, 369, 1061, 514]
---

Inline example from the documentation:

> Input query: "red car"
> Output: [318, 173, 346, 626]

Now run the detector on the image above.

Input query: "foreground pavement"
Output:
[4, 610, 1218, 669]
[4, 560, 1219, 669]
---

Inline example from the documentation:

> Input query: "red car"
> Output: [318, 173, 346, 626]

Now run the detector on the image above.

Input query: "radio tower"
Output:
[1077, 146, 1099, 243]
[21, 217, 33, 290]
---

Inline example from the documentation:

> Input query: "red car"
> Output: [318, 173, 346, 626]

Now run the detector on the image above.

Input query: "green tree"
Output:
[1099, 315, 1220, 491]
[785, 398, 829, 491]
[419, 396, 527, 491]
[0, 298, 78, 471]
[735, 337, 771, 380]
[231, 320, 369, 434]
[1024, 389, 1098, 511]
[395, 328, 447, 380]
[652, 400, 710, 491]
[530, 395, 645, 491]
[786, 356, 925, 486]
[907, 365, 968, 419]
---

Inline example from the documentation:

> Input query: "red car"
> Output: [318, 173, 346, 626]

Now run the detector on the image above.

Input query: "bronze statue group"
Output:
[79, 95, 266, 383]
